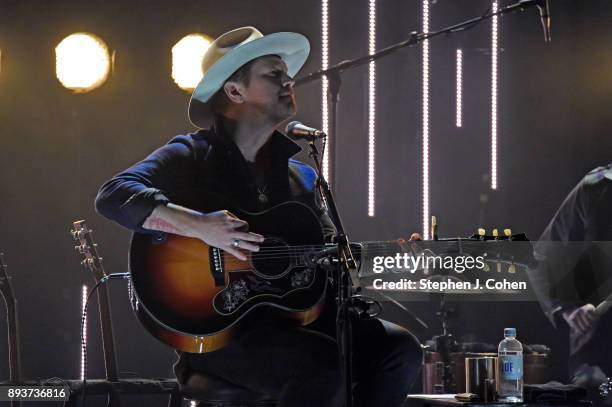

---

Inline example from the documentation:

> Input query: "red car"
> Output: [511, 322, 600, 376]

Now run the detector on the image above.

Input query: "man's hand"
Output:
[190, 210, 264, 261]
[563, 304, 598, 334]
[143, 204, 264, 261]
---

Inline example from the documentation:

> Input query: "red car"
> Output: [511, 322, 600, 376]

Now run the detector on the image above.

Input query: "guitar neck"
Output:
[96, 282, 120, 381]
[5, 301, 22, 384]
[0, 254, 22, 385]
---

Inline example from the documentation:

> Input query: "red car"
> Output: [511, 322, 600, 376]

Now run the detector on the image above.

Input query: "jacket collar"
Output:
[211, 116, 301, 160]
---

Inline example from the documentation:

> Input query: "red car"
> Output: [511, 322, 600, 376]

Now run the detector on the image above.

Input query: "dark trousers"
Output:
[180, 317, 423, 407]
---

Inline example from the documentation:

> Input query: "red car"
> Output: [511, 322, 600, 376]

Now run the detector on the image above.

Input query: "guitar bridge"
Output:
[210, 247, 225, 286]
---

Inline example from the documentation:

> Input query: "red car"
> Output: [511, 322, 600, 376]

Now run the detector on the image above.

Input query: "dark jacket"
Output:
[531, 164, 612, 327]
[95, 120, 337, 382]
[95, 120, 334, 237]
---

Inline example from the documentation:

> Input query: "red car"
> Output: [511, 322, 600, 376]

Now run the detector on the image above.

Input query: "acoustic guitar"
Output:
[71, 221, 120, 381]
[128, 201, 531, 353]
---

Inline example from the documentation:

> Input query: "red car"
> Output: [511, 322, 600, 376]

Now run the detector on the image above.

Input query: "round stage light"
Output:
[55, 33, 111, 93]
[171, 34, 211, 92]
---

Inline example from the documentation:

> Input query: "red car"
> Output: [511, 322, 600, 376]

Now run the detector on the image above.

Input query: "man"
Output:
[96, 27, 422, 407]
[531, 164, 612, 388]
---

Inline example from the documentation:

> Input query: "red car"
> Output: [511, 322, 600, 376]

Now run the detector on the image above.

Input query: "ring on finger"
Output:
[231, 239, 241, 248]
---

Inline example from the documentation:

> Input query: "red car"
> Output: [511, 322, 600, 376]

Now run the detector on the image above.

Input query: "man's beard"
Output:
[273, 97, 296, 121]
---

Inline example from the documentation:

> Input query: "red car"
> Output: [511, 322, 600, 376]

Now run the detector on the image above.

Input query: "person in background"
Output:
[531, 164, 612, 389]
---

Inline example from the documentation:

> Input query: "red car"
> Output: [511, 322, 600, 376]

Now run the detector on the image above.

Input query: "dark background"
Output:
[0, 0, 611, 404]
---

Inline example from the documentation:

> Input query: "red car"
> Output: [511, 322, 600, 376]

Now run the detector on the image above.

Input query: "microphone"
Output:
[285, 121, 327, 141]
[518, 0, 551, 42]
[536, 0, 551, 42]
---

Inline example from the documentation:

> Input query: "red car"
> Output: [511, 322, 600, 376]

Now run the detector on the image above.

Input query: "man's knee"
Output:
[381, 322, 423, 362]
[379, 324, 423, 387]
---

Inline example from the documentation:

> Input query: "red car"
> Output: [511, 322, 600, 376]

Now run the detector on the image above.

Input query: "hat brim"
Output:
[188, 32, 310, 128]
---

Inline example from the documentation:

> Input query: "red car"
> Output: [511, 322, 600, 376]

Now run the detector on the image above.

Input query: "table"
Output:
[405, 394, 592, 407]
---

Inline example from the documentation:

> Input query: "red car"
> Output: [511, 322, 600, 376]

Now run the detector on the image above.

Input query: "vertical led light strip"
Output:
[81, 285, 88, 381]
[456, 49, 463, 128]
[321, 0, 330, 181]
[491, 1, 499, 190]
[368, 0, 376, 217]
[422, 0, 430, 239]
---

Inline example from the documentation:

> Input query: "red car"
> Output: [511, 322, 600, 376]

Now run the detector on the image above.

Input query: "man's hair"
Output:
[209, 58, 256, 115]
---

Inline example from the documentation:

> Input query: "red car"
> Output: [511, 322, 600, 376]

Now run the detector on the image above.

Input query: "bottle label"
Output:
[499, 354, 523, 380]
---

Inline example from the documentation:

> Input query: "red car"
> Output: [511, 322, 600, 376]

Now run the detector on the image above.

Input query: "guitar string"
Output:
[217, 239, 512, 252]
[216, 243, 526, 266]
[216, 240, 521, 255]
[215, 242, 522, 259]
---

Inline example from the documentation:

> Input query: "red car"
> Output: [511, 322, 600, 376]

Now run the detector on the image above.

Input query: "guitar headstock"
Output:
[0, 252, 6, 274]
[470, 228, 529, 242]
[426, 227, 534, 273]
[0, 252, 15, 304]
[71, 220, 106, 281]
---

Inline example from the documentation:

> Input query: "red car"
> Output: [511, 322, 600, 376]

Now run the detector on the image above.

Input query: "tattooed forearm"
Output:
[143, 216, 182, 234]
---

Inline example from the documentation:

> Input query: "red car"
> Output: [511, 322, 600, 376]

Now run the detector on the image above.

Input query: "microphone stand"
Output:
[308, 139, 359, 407]
[295, 2, 545, 406]
[295, 0, 544, 190]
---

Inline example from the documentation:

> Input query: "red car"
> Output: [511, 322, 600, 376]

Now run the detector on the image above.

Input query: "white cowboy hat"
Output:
[188, 26, 310, 128]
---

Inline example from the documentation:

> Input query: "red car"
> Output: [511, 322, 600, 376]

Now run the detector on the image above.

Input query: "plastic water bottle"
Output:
[497, 327, 524, 402]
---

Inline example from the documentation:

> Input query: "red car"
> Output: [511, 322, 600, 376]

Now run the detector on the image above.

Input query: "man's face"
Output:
[238, 55, 296, 122]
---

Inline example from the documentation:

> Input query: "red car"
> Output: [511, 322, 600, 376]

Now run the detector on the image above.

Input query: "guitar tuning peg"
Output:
[93, 243, 98, 247]
[496, 263, 502, 272]
[483, 263, 490, 272]
[431, 215, 438, 240]
[81, 259, 87, 267]
[507, 264, 516, 274]
[478, 228, 486, 237]
[492, 229, 499, 238]
[504, 229, 512, 237]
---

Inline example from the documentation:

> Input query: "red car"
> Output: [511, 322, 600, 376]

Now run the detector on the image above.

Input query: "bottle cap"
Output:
[504, 328, 516, 337]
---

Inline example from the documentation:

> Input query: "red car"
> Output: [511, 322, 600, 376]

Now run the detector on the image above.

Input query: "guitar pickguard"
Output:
[214, 267, 316, 315]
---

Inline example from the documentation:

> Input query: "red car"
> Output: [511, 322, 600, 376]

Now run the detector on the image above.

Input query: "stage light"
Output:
[456, 49, 463, 128]
[81, 285, 88, 381]
[55, 33, 111, 92]
[321, 0, 330, 182]
[172, 34, 212, 92]
[422, 0, 430, 239]
[368, 0, 376, 217]
[491, 1, 499, 190]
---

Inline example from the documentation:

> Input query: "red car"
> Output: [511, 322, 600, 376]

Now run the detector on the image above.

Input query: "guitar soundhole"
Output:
[251, 237, 291, 278]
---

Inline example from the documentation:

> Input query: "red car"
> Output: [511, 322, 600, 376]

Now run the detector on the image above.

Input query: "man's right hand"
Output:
[562, 304, 599, 334]
[143, 203, 264, 261]
[189, 210, 264, 261]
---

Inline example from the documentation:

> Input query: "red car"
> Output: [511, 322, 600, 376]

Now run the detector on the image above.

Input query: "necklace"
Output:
[257, 184, 269, 204]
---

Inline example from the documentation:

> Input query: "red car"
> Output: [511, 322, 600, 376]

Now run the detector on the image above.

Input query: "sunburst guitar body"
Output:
[129, 201, 328, 353]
